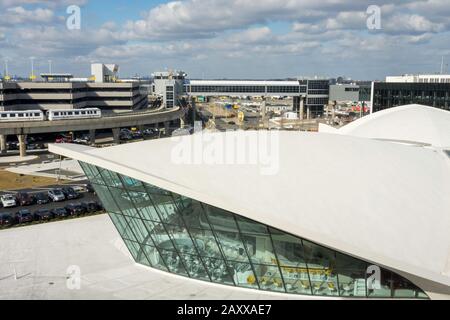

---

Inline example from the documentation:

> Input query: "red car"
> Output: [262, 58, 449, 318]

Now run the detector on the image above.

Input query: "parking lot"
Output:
[0, 182, 105, 228]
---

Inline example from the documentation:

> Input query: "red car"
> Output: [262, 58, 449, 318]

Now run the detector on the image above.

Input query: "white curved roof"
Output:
[332, 105, 450, 148]
[49, 131, 450, 293]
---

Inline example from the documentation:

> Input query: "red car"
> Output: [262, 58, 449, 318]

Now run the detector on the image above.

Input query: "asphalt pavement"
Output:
[0, 182, 100, 216]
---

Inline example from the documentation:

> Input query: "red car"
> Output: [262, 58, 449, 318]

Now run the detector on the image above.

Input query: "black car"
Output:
[81, 201, 102, 213]
[15, 209, 34, 224]
[34, 209, 53, 221]
[84, 183, 95, 193]
[51, 207, 69, 218]
[61, 187, 80, 200]
[16, 192, 35, 206]
[65, 203, 87, 216]
[35, 192, 50, 205]
[0, 213, 14, 227]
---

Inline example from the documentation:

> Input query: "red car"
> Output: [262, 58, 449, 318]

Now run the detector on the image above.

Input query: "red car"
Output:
[55, 135, 73, 144]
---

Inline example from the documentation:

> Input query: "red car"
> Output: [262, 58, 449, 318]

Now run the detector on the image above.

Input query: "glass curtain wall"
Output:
[80, 162, 428, 299]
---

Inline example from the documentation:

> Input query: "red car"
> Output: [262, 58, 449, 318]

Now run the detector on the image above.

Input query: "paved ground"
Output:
[0, 214, 313, 300]
[0, 187, 99, 217]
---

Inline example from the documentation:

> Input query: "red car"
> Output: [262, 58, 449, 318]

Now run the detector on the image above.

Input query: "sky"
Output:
[0, 0, 449, 80]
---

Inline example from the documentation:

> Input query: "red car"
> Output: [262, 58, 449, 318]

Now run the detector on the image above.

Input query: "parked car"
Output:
[71, 186, 86, 193]
[16, 192, 35, 206]
[119, 129, 133, 140]
[84, 183, 95, 193]
[131, 130, 143, 139]
[143, 128, 159, 136]
[51, 207, 69, 218]
[1, 194, 17, 208]
[15, 209, 34, 224]
[65, 203, 87, 216]
[55, 134, 73, 144]
[81, 201, 101, 213]
[48, 189, 66, 202]
[0, 213, 13, 227]
[35, 192, 50, 205]
[61, 187, 80, 200]
[34, 209, 53, 221]
[73, 135, 90, 145]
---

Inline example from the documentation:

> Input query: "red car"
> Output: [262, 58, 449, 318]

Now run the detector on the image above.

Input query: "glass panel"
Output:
[142, 245, 168, 272]
[159, 248, 188, 276]
[236, 216, 269, 235]
[179, 253, 210, 281]
[99, 168, 123, 188]
[121, 175, 145, 192]
[227, 261, 258, 289]
[189, 228, 223, 259]
[205, 206, 239, 232]
[149, 223, 176, 251]
[202, 257, 234, 285]
[309, 267, 339, 296]
[303, 240, 336, 269]
[109, 213, 129, 237]
[241, 233, 277, 265]
[254, 265, 285, 292]
[163, 223, 197, 255]
[280, 266, 312, 295]
[80, 162, 104, 184]
[108, 187, 140, 217]
[181, 201, 212, 230]
[367, 269, 393, 298]
[123, 239, 140, 261]
[214, 230, 249, 262]
[137, 197, 162, 222]
[151, 193, 180, 224]
[335, 253, 367, 297]
[270, 228, 308, 267]
[127, 217, 151, 244]
[92, 184, 120, 213]
[392, 273, 420, 298]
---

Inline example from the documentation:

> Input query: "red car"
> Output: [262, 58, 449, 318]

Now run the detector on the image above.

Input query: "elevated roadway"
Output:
[0, 107, 186, 157]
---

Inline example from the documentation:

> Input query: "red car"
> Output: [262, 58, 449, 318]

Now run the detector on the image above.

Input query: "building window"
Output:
[79, 163, 429, 299]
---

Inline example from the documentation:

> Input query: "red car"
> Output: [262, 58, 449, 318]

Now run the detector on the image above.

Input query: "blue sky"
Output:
[0, 0, 449, 80]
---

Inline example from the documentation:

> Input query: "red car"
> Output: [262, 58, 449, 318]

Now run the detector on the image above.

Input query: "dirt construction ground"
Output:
[0, 170, 63, 190]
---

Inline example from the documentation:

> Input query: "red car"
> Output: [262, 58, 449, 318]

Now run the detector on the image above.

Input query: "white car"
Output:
[1, 194, 17, 208]
[48, 189, 66, 202]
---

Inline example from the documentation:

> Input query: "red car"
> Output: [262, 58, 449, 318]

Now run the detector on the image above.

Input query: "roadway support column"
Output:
[17, 134, 27, 157]
[112, 128, 121, 145]
[307, 106, 311, 120]
[298, 97, 305, 121]
[0, 134, 6, 155]
[89, 129, 96, 146]
[164, 121, 170, 136]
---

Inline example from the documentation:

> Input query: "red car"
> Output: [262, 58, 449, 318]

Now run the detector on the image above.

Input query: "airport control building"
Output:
[50, 104, 450, 300]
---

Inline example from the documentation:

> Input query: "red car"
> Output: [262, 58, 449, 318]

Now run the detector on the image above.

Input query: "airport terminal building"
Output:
[50, 104, 450, 299]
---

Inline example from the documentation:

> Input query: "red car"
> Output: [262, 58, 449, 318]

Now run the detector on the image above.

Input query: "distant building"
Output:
[184, 79, 330, 117]
[329, 84, 371, 103]
[0, 63, 148, 111]
[371, 75, 450, 113]
[152, 71, 187, 108]
[0, 81, 147, 111]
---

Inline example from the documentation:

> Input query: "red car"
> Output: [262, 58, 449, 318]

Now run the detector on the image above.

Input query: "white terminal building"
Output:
[46, 104, 450, 300]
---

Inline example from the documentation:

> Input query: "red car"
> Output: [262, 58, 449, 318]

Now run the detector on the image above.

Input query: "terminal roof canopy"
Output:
[50, 128, 450, 290]
[332, 104, 450, 148]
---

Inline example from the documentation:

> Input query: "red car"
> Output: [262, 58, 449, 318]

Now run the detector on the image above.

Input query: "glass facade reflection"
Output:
[80, 162, 428, 299]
